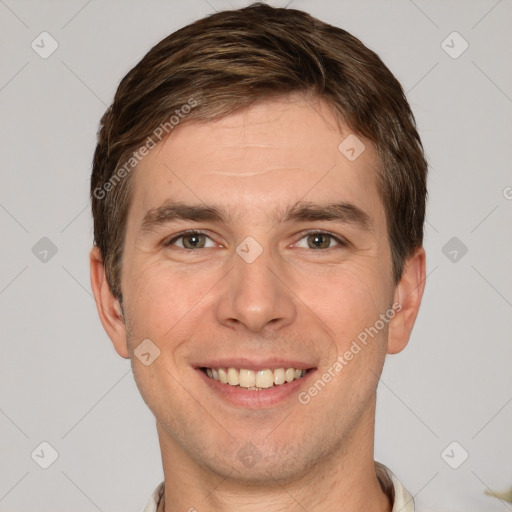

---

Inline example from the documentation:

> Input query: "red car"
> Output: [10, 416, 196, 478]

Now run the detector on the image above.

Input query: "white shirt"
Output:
[142, 461, 414, 511]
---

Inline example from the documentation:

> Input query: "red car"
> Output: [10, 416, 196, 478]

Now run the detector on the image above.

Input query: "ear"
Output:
[387, 247, 426, 355]
[89, 246, 129, 359]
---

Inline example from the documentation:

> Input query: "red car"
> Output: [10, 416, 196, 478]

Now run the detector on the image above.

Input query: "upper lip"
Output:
[194, 357, 317, 371]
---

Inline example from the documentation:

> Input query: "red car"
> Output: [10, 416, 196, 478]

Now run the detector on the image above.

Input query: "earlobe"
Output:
[89, 246, 130, 359]
[387, 247, 426, 355]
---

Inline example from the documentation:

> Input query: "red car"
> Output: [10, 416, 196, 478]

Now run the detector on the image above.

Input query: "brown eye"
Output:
[293, 231, 347, 250]
[307, 233, 335, 249]
[166, 231, 214, 249]
[181, 233, 206, 249]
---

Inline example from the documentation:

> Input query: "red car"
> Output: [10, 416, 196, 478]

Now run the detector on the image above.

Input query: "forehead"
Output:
[130, 95, 384, 225]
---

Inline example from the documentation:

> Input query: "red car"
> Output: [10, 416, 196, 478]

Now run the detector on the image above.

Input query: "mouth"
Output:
[200, 366, 310, 390]
[195, 361, 316, 408]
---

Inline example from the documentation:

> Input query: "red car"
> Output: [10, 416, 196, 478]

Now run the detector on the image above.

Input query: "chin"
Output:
[197, 437, 325, 486]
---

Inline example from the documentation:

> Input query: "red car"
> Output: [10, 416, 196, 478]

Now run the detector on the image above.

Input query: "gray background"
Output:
[1, 0, 511, 511]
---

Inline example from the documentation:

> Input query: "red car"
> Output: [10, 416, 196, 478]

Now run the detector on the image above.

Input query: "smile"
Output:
[202, 367, 309, 390]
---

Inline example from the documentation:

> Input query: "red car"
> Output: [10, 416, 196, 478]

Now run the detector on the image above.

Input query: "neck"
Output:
[156, 401, 392, 512]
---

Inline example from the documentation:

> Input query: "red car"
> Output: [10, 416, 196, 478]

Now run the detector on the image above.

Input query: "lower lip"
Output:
[196, 368, 315, 409]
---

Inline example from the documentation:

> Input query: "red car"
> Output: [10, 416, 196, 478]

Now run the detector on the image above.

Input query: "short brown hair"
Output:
[91, 2, 427, 300]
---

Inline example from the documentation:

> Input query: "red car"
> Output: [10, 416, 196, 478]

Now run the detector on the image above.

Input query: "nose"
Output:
[215, 242, 297, 334]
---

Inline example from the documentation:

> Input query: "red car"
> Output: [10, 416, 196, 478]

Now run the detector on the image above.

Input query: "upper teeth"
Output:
[205, 367, 307, 389]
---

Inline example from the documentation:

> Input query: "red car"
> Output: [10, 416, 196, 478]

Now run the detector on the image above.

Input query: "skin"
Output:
[90, 94, 426, 512]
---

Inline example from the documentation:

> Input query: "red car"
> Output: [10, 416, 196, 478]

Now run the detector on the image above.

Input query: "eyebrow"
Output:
[139, 200, 372, 234]
[283, 201, 372, 230]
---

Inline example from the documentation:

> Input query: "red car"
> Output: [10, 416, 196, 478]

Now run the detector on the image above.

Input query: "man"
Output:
[90, 3, 427, 511]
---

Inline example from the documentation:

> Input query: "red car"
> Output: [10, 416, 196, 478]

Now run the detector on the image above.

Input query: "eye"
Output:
[165, 230, 216, 249]
[294, 231, 347, 250]
[164, 230, 347, 251]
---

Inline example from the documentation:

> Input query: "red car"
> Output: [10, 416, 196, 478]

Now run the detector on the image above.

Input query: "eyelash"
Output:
[164, 229, 348, 250]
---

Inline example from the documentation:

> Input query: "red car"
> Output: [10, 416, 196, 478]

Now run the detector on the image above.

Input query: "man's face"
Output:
[118, 95, 398, 481]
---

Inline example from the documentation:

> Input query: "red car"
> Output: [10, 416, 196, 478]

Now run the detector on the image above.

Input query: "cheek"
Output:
[122, 259, 209, 345]
[298, 261, 392, 338]
[294, 264, 393, 385]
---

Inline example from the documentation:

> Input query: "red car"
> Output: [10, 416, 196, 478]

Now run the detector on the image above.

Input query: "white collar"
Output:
[142, 461, 414, 512]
